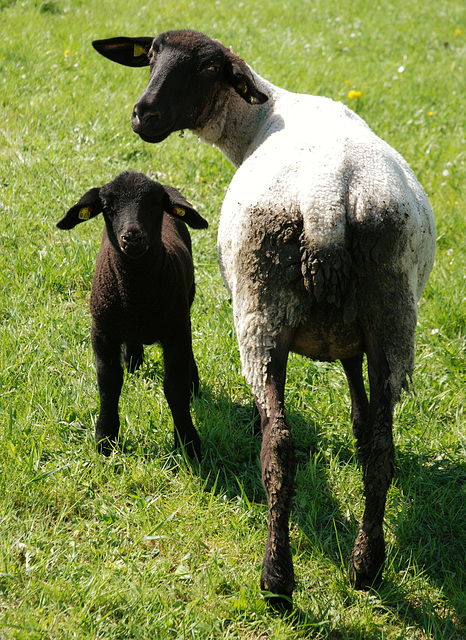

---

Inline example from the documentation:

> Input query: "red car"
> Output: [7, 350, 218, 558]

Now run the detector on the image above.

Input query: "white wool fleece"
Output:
[213, 74, 435, 414]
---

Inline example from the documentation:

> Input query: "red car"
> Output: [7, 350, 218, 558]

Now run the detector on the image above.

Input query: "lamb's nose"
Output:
[121, 230, 143, 244]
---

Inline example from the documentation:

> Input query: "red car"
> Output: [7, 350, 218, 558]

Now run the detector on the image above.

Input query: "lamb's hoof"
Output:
[175, 430, 201, 462]
[96, 436, 116, 457]
[349, 530, 385, 590]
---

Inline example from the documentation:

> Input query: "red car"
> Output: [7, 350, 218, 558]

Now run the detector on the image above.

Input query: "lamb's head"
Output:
[92, 30, 268, 144]
[57, 171, 208, 258]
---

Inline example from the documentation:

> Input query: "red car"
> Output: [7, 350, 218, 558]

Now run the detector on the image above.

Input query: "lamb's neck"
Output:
[194, 70, 280, 168]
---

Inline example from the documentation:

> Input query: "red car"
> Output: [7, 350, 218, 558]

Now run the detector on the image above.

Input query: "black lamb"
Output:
[57, 171, 208, 459]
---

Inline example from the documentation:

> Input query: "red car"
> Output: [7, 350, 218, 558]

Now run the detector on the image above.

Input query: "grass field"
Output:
[0, 0, 465, 638]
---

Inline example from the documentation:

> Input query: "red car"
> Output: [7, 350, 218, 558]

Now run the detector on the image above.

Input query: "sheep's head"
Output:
[92, 30, 268, 144]
[57, 172, 208, 258]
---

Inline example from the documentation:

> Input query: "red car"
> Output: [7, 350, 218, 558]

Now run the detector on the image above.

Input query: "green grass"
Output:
[0, 0, 465, 638]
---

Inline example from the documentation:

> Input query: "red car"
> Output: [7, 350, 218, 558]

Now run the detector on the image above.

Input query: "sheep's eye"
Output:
[205, 64, 220, 74]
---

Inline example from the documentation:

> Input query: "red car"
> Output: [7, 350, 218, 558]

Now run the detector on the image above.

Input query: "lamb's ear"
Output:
[162, 186, 208, 230]
[224, 51, 268, 105]
[56, 188, 103, 230]
[92, 37, 153, 67]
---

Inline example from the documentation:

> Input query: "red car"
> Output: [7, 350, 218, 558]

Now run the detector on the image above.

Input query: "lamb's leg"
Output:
[258, 327, 296, 610]
[162, 334, 201, 460]
[123, 342, 144, 373]
[349, 344, 395, 590]
[92, 326, 123, 456]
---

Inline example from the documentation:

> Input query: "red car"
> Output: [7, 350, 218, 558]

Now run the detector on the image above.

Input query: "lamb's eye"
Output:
[205, 64, 220, 74]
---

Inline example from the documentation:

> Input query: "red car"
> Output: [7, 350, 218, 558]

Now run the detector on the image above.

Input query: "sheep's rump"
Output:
[217, 95, 435, 411]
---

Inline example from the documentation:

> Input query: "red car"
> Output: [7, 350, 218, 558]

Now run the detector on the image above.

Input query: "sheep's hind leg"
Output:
[349, 343, 395, 590]
[92, 328, 123, 456]
[258, 327, 296, 610]
[123, 343, 144, 373]
[163, 335, 201, 460]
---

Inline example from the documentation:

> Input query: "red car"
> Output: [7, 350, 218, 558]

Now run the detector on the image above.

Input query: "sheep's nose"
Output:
[132, 102, 161, 129]
[121, 229, 144, 244]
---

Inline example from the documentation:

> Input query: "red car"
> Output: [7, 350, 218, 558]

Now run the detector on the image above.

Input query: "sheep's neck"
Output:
[194, 70, 278, 168]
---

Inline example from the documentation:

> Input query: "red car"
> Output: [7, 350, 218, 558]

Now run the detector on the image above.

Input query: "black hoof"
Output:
[175, 430, 201, 462]
[349, 530, 385, 590]
[260, 552, 294, 612]
[96, 436, 116, 457]
[262, 591, 293, 612]
[349, 560, 384, 590]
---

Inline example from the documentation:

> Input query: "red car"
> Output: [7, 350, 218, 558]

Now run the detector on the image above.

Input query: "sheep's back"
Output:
[219, 99, 435, 308]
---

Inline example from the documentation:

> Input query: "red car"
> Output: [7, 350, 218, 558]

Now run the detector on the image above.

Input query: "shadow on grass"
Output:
[78, 368, 464, 638]
[194, 385, 466, 638]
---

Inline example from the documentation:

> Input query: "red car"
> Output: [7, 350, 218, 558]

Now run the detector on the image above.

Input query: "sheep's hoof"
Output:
[349, 530, 385, 590]
[260, 548, 294, 611]
[261, 590, 293, 612]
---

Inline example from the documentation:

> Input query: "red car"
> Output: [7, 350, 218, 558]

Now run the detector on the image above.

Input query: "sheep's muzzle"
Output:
[119, 230, 149, 258]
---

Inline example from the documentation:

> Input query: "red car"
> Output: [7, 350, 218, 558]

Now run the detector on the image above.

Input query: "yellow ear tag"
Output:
[78, 206, 92, 220]
[133, 44, 147, 57]
[173, 206, 185, 217]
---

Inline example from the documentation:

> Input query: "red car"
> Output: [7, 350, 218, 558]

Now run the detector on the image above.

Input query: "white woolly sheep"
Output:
[57, 171, 208, 460]
[92, 31, 436, 609]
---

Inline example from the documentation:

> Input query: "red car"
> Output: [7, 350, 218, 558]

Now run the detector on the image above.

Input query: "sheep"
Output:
[57, 171, 208, 460]
[92, 31, 436, 609]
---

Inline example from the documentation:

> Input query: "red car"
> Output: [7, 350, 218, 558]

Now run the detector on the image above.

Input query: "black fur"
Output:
[57, 171, 207, 459]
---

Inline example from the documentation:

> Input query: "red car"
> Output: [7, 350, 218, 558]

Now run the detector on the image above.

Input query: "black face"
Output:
[57, 171, 208, 237]
[131, 32, 226, 143]
[92, 30, 268, 144]
[100, 175, 165, 258]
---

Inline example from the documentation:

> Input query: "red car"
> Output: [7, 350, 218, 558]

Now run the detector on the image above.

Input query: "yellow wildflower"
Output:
[348, 90, 362, 100]
[455, 29, 461, 35]
[428, 111, 434, 117]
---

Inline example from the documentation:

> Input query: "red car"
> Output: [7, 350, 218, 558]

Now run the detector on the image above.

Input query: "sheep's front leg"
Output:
[349, 346, 395, 590]
[92, 326, 123, 456]
[162, 334, 201, 460]
[258, 328, 296, 610]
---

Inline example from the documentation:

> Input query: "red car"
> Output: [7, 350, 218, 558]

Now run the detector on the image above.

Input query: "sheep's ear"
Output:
[92, 37, 153, 67]
[224, 53, 268, 105]
[162, 186, 208, 230]
[56, 188, 103, 230]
